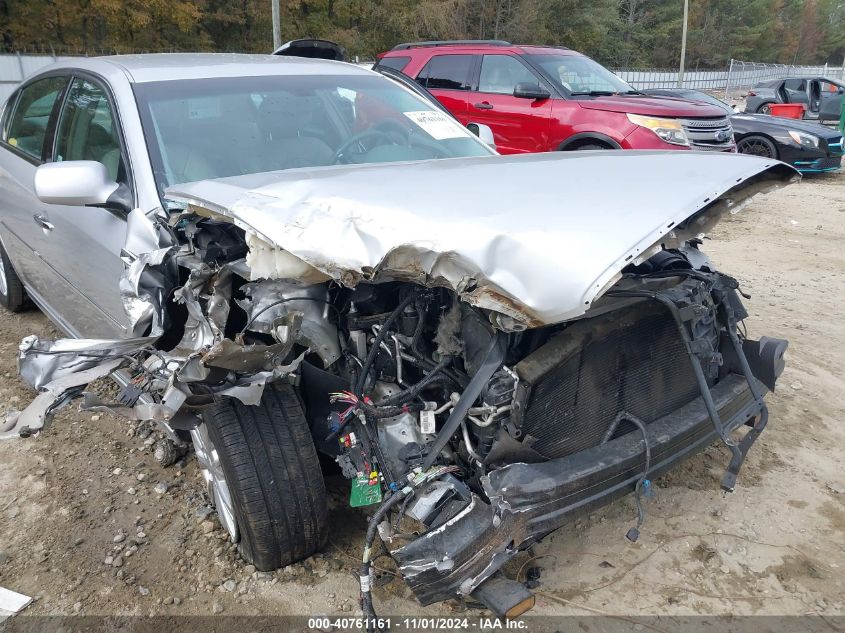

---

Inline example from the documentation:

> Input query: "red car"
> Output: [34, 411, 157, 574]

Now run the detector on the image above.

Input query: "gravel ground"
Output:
[0, 169, 843, 620]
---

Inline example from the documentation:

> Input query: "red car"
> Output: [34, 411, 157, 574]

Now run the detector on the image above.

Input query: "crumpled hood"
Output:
[166, 151, 796, 328]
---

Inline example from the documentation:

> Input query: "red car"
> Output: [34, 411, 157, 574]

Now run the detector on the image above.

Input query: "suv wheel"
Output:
[574, 143, 611, 151]
[192, 382, 329, 570]
[0, 240, 28, 312]
[756, 104, 772, 115]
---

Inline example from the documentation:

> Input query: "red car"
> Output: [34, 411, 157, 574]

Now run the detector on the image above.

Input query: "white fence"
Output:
[1, 52, 844, 103]
[0, 53, 78, 102]
[615, 59, 845, 96]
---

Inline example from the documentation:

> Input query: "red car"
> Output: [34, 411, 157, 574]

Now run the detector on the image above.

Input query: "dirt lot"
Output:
[1, 169, 844, 621]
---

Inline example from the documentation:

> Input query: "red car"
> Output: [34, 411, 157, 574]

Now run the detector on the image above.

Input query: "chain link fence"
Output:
[614, 59, 845, 98]
[0, 48, 184, 102]
[2, 51, 844, 104]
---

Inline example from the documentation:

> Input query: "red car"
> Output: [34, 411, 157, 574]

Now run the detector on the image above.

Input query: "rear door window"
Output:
[416, 54, 474, 91]
[478, 55, 539, 94]
[5, 76, 68, 161]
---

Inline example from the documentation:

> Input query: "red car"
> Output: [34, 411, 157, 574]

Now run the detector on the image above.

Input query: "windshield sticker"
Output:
[187, 98, 221, 120]
[404, 110, 466, 140]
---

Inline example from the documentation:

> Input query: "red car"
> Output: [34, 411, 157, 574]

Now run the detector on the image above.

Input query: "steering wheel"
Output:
[333, 129, 394, 164]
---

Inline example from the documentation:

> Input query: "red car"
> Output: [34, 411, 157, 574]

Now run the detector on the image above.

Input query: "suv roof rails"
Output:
[390, 39, 512, 51]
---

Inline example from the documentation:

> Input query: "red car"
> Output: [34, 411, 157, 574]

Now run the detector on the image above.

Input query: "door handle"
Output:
[33, 213, 54, 231]
[474, 102, 494, 110]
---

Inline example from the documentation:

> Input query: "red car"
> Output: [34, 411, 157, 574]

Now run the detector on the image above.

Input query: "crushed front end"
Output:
[5, 152, 795, 616]
[386, 259, 787, 605]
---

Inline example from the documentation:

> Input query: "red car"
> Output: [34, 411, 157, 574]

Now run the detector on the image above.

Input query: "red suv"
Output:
[376, 40, 735, 154]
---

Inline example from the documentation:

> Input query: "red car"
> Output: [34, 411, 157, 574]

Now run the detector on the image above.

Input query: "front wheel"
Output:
[736, 135, 778, 159]
[193, 382, 329, 570]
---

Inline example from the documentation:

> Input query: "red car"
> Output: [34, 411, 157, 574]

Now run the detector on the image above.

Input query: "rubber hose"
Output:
[422, 332, 506, 471]
[354, 290, 422, 396]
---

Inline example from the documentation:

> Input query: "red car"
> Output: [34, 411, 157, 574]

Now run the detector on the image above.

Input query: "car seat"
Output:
[258, 92, 335, 169]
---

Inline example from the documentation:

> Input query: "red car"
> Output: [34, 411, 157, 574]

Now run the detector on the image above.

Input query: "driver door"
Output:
[818, 81, 844, 122]
[37, 76, 132, 338]
[782, 78, 808, 106]
[467, 54, 553, 154]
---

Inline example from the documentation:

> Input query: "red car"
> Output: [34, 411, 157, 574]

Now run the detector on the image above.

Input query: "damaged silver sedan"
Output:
[0, 54, 795, 619]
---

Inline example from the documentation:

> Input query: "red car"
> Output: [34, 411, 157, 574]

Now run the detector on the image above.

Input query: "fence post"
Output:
[724, 59, 734, 99]
[16, 51, 24, 82]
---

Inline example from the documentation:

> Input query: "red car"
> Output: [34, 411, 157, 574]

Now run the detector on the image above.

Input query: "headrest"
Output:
[258, 92, 315, 139]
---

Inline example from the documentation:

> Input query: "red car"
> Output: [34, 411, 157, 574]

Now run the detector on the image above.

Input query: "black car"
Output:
[646, 88, 843, 173]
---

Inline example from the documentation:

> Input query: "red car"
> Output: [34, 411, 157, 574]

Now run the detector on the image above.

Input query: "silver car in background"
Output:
[0, 54, 493, 333]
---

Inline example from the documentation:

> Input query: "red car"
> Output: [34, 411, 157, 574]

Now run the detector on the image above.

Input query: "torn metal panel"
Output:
[171, 272, 217, 359]
[207, 262, 237, 340]
[17, 336, 155, 391]
[1, 357, 125, 439]
[119, 206, 177, 336]
[215, 350, 308, 406]
[119, 247, 174, 336]
[202, 337, 296, 373]
[237, 280, 340, 367]
[123, 206, 170, 259]
[8, 336, 156, 438]
[166, 152, 798, 327]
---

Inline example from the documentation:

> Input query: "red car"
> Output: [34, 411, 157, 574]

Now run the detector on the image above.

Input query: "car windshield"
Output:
[527, 54, 634, 95]
[133, 73, 494, 193]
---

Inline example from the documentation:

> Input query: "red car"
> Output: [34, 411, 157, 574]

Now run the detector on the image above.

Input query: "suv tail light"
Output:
[747, 91, 757, 97]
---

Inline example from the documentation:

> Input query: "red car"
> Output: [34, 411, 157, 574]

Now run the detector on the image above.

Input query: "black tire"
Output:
[0, 239, 28, 312]
[573, 143, 611, 151]
[736, 135, 778, 159]
[201, 383, 329, 570]
[756, 103, 772, 115]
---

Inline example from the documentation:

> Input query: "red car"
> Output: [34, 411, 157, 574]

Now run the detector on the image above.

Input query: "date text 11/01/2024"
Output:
[307, 618, 529, 630]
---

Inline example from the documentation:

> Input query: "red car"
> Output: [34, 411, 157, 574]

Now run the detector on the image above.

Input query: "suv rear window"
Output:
[416, 54, 474, 91]
[376, 56, 411, 72]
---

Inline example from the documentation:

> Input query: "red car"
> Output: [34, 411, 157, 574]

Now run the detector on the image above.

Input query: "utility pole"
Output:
[678, 0, 688, 88]
[271, 0, 281, 50]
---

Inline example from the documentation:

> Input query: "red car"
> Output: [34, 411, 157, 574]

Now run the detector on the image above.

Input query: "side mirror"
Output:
[466, 123, 496, 149]
[34, 161, 120, 207]
[513, 82, 551, 100]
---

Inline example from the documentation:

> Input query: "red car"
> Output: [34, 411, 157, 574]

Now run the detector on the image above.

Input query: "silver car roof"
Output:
[28, 53, 372, 84]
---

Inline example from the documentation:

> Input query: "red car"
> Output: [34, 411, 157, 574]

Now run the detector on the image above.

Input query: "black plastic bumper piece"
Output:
[392, 372, 766, 606]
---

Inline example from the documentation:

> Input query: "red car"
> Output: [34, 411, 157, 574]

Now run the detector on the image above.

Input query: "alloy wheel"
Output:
[737, 138, 775, 158]
[190, 424, 240, 542]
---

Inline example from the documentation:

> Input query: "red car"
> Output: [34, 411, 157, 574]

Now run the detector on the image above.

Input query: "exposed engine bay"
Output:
[2, 152, 797, 617]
